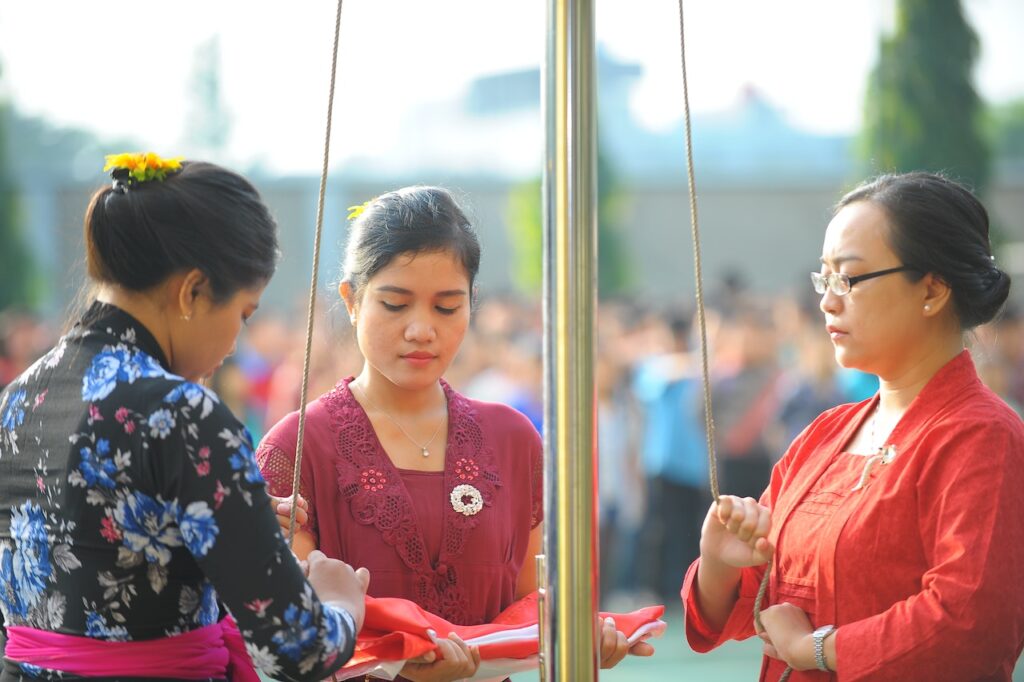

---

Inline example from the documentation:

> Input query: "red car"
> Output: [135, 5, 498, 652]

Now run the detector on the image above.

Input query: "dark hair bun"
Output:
[837, 172, 1010, 329]
[84, 161, 279, 302]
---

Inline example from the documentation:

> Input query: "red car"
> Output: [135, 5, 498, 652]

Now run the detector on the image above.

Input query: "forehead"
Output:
[821, 201, 898, 265]
[370, 250, 470, 287]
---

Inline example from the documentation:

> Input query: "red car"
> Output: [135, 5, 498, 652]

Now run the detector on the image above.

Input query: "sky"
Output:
[1, 0, 1022, 176]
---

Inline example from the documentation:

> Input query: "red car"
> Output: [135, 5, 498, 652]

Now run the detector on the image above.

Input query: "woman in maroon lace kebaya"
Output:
[256, 187, 651, 681]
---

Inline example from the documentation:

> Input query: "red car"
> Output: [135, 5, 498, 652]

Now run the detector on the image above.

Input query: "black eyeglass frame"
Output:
[811, 265, 916, 296]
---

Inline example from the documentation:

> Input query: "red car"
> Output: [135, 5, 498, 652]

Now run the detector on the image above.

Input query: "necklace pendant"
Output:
[421, 447, 430, 458]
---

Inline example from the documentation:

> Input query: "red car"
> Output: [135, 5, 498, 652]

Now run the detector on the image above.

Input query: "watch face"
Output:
[813, 625, 836, 637]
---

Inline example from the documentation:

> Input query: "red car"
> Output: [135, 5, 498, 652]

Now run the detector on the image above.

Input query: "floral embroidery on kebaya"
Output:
[360, 468, 387, 492]
[326, 378, 503, 624]
[454, 458, 479, 481]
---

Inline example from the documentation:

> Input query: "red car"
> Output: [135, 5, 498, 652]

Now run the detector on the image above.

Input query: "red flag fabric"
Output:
[339, 592, 665, 681]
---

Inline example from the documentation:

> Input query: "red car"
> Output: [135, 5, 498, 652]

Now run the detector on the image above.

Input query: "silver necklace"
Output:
[354, 383, 447, 458]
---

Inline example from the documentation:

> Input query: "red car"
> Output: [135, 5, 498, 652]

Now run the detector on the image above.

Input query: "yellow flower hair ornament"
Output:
[103, 152, 184, 192]
[347, 197, 377, 221]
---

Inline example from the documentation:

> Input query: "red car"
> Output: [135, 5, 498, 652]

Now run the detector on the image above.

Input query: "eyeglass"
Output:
[811, 266, 914, 296]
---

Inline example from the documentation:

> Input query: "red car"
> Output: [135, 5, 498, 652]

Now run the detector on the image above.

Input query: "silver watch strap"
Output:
[815, 625, 836, 672]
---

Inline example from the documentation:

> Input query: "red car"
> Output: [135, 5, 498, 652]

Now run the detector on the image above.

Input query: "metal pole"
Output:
[541, 0, 598, 679]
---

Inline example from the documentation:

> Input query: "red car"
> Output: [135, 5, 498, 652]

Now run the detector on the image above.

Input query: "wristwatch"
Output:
[812, 624, 836, 672]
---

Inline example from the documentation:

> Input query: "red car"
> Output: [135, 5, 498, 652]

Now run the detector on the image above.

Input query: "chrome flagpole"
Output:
[540, 0, 599, 679]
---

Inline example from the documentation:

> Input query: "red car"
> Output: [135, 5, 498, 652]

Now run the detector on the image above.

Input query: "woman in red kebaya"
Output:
[258, 186, 653, 681]
[682, 172, 1024, 681]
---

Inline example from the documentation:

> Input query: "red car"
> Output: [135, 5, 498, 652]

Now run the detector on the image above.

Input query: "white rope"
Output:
[674, 3, 789, 679]
[288, 0, 345, 545]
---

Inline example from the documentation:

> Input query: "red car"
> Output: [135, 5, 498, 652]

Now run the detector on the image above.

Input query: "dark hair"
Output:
[84, 161, 279, 304]
[836, 172, 1010, 329]
[341, 186, 481, 295]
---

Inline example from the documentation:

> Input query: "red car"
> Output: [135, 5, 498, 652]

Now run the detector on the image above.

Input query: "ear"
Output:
[921, 273, 953, 317]
[176, 268, 209, 319]
[339, 281, 358, 324]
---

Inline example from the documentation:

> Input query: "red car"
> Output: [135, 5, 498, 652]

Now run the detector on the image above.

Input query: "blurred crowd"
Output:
[3, 283, 1022, 611]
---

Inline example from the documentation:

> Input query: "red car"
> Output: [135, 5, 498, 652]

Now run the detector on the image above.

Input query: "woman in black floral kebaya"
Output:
[0, 154, 367, 681]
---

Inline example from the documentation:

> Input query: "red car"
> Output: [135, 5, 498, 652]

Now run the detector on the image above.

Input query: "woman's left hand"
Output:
[757, 603, 816, 671]
[269, 494, 308, 540]
[599, 616, 655, 669]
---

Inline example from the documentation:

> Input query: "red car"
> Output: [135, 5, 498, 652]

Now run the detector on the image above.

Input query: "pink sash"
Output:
[4, 616, 258, 681]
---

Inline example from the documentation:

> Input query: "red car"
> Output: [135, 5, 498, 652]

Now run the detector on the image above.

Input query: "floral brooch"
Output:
[450, 484, 483, 516]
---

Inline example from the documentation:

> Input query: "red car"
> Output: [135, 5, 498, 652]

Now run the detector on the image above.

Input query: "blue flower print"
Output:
[115, 492, 181, 566]
[197, 580, 219, 626]
[321, 603, 348, 650]
[81, 346, 169, 402]
[134, 351, 168, 379]
[1, 388, 26, 430]
[8, 502, 52, 612]
[10, 502, 48, 547]
[0, 544, 27, 619]
[271, 603, 318, 661]
[16, 663, 43, 676]
[164, 382, 219, 419]
[84, 610, 130, 641]
[78, 440, 118, 489]
[178, 501, 219, 558]
[147, 409, 176, 439]
[81, 348, 128, 402]
[229, 443, 264, 484]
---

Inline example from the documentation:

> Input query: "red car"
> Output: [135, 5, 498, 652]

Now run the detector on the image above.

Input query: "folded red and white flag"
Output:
[337, 592, 666, 681]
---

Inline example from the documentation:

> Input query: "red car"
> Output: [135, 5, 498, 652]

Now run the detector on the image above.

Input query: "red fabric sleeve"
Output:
[681, 558, 767, 651]
[835, 420, 1024, 680]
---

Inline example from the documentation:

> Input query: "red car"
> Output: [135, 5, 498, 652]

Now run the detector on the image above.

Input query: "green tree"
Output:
[859, 0, 990, 192]
[0, 64, 37, 310]
[506, 146, 632, 298]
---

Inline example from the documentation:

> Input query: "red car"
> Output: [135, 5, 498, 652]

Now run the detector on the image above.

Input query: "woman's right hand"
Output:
[399, 632, 482, 682]
[699, 495, 774, 568]
[305, 550, 370, 632]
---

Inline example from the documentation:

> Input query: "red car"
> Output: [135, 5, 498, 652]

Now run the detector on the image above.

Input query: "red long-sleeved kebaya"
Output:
[682, 351, 1024, 681]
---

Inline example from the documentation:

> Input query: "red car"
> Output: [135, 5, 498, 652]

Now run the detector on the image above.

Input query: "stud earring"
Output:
[181, 314, 192, 322]
[923, 304, 931, 312]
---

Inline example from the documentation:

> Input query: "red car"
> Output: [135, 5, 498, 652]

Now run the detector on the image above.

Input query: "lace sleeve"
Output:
[255, 441, 318, 542]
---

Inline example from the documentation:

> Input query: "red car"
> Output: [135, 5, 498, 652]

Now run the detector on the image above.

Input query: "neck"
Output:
[353, 367, 445, 416]
[877, 334, 964, 415]
[96, 286, 173, 364]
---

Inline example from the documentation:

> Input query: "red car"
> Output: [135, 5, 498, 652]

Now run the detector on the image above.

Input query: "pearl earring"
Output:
[923, 304, 931, 312]
[181, 314, 192, 321]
